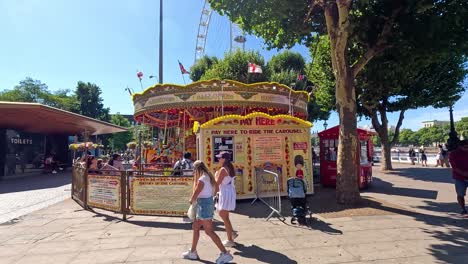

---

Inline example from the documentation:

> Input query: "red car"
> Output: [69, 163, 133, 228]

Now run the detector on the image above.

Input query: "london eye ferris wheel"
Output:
[194, 0, 246, 64]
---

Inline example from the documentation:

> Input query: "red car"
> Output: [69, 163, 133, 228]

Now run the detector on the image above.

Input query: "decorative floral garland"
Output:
[69, 142, 103, 151]
[285, 136, 290, 182]
[206, 137, 212, 168]
[247, 137, 253, 192]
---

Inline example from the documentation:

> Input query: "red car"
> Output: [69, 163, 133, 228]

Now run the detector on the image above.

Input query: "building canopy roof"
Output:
[0, 102, 128, 135]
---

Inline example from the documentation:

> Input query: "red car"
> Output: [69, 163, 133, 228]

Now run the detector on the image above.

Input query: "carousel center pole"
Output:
[158, 0, 163, 84]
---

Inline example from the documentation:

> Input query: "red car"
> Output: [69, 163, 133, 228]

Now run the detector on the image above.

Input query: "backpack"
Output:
[287, 178, 306, 198]
[172, 159, 191, 176]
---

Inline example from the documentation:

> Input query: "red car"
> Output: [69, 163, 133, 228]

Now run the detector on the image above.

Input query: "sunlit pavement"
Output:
[0, 172, 71, 224]
[0, 164, 466, 264]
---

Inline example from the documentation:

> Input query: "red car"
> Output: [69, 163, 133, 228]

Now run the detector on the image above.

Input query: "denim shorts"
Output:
[197, 197, 214, 220]
[455, 179, 468, 197]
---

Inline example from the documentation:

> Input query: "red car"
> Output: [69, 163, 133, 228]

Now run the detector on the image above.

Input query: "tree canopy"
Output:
[75, 81, 110, 122]
[201, 50, 267, 83]
[209, 0, 468, 204]
[109, 113, 133, 151]
[0, 78, 77, 111]
[190, 56, 218, 82]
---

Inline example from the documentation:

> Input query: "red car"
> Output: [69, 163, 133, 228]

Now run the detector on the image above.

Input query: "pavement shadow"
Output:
[367, 177, 438, 200]
[385, 166, 453, 184]
[233, 243, 297, 264]
[89, 207, 225, 231]
[0, 172, 71, 193]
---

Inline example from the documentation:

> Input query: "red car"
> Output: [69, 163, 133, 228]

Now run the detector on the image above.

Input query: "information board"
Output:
[87, 174, 121, 211]
[130, 177, 193, 216]
[253, 136, 283, 162]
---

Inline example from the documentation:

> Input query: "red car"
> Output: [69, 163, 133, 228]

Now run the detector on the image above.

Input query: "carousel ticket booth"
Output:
[318, 125, 375, 188]
[196, 112, 314, 199]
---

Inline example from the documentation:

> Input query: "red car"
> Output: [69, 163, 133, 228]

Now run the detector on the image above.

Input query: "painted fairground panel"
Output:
[129, 176, 193, 216]
[198, 112, 313, 199]
[87, 174, 121, 212]
[72, 165, 86, 207]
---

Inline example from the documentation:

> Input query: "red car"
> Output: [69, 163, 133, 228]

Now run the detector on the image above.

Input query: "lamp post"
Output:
[323, 120, 328, 130]
[447, 105, 459, 151]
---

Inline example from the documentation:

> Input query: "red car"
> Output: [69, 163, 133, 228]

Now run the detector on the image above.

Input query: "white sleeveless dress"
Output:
[216, 175, 236, 211]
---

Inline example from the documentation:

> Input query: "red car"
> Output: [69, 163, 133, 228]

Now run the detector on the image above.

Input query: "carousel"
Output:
[132, 79, 314, 198]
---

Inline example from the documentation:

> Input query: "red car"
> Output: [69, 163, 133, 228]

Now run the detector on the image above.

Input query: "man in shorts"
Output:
[449, 140, 468, 215]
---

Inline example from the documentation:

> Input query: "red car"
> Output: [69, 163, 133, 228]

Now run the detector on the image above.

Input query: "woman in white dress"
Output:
[215, 151, 238, 247]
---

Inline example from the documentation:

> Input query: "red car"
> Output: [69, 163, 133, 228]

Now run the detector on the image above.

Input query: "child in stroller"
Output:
[287, 177, 311, 225]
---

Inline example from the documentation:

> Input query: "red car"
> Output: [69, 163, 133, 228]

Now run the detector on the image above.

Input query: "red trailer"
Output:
[318, 125, 375, 188]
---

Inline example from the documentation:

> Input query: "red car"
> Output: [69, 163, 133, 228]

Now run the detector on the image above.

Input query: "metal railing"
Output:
[251, 168, 285, 221]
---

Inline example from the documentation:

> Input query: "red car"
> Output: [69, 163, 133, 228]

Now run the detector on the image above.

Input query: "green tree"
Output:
[268, 50, 305, 74]
[74, 81, 110, 122]
[209, 0, 468, 204]
[109, 113, 133, 151]
[0, 78, 78, 111]
[201, 50, 267, 83]
[190, 56, 218, 82]
[398, 129, 418, 146]
[456, 117, 468, 139]
[360, 53, 466, 170]
[416, 125, 449, 146]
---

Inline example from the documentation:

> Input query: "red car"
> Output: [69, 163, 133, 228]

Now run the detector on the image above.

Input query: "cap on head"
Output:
[184, 152, 192, 159]
[215, 151, 231, 161]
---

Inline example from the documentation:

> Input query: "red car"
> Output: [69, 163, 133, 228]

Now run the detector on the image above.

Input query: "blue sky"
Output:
[1, 0, 466, 132]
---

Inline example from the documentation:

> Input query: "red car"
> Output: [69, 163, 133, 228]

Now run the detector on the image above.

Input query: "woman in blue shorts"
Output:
[182, 160, 233, 264]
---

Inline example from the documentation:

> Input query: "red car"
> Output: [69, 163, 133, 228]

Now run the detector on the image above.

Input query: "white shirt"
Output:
[198, 174, 214, 198]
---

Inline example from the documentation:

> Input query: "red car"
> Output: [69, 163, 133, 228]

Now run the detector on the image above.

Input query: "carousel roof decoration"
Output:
[200, 112, 313, 129]
[133, 79, 312, 129]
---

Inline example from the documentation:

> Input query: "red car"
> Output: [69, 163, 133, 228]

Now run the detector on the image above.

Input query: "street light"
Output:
[323, 120, 328, 130]
[447, 105, 459, 151]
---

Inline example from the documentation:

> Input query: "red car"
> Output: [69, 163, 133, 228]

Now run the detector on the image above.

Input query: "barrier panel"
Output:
[128, 176, 193, 216]
[71, 164, 193, 220]
[72, 165, 87, 208]
[87, 173, 122, 212]
[252, 167, 284, 221]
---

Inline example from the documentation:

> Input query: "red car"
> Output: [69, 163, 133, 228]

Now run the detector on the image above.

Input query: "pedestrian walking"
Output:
[214, 151, 238, 248]
[448, 140, 468, 215]
[419, 146, 427, 167]
[182, 160, 233, 264]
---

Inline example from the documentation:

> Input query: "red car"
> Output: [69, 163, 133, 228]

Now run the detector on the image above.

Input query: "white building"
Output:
[421, 120, 450, 128]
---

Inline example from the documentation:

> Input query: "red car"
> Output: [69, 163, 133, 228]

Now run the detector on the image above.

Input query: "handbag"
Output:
[187, 202, 197, 220]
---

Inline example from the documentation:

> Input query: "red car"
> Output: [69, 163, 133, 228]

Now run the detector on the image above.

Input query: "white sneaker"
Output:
[182, 250, 199, 260]
[52, 170, 57, 174]
[215, 251, 233, 264]
[222, 240, 236, 247]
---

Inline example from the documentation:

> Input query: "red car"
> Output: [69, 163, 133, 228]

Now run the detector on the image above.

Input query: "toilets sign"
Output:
[10, 138, 33, 145]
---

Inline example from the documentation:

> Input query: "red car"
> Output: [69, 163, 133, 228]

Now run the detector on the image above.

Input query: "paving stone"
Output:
[15, 252, 78, 264]
[70, 248, 134, 264]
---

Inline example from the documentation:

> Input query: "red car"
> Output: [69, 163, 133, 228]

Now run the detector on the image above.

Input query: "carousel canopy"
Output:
[0, 101, 128, 135]
[132, 79, 311, 128]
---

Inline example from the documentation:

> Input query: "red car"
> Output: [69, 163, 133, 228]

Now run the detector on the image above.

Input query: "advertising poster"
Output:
[87, 174, 121, 211]
[130, 177, 193, 216]
[253, 136, 283, 162]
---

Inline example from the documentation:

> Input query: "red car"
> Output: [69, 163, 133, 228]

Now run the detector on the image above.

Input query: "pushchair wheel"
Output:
[290, 217, 297, 225]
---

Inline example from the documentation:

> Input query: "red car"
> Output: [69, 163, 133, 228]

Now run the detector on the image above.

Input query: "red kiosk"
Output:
[318, 125, 375, 188]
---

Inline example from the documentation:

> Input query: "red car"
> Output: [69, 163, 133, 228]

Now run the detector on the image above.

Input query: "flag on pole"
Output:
[248, 62, 262, 73]
[178, 61, 190, 74]
[137, 71, 143, 80]
[297, 74, 305, 81]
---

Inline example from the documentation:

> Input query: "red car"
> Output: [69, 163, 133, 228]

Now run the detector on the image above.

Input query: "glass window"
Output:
[322, 138, 338, 161]
[360, 140, 369, 164]
[213, 136, 234, 163]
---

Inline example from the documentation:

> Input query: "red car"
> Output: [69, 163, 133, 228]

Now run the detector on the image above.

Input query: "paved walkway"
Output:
[0, 172, 71, 224]
[0, 164, 466, 264]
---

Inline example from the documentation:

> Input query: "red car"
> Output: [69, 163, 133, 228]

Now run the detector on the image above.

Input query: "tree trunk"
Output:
[380, 139, 393, 171]
[335, 72, 360, 204]
[323, 2, 360, 204]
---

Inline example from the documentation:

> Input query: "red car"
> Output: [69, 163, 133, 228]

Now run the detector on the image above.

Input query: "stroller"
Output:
[287, 177, 312, 225]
